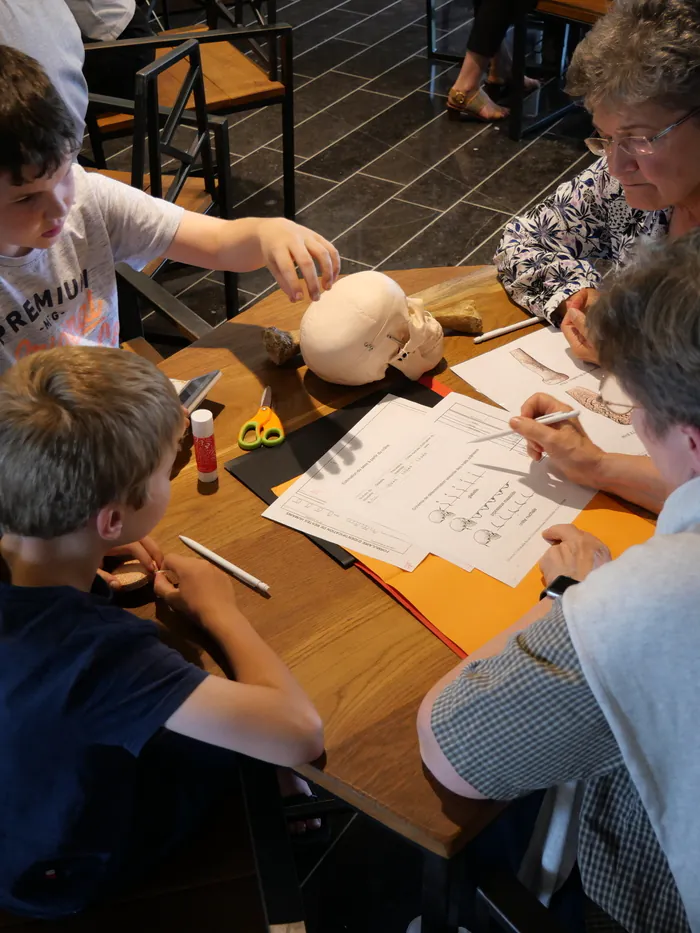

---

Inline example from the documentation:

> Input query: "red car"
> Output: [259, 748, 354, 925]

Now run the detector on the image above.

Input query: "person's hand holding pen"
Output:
[509, 393, 605, 488]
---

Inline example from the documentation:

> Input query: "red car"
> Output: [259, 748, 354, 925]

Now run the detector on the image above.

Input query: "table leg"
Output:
[420, 849, 467, 933]
[239, 757, 307, 933]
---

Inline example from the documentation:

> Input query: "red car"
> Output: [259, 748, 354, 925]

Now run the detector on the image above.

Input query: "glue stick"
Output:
[191, 409, 218, 483]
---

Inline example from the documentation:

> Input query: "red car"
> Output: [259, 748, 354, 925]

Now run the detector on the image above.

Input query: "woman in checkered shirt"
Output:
[420, 231, 700, 932]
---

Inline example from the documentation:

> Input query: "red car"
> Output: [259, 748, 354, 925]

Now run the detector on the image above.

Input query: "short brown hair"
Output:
[0, 347, 182, 537]
[0, 45, 79, 186]
[588, 229, 700, 436]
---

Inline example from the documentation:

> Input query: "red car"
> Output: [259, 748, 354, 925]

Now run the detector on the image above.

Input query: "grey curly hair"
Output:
[588, 229, 700, 436]
[566, 0, 700, 112]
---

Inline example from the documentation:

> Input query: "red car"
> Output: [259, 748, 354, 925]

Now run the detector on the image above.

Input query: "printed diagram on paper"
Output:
[432, 396, 530, 457]
[451, 326, 645, 455]
[264, 391, 594, 586]
[262, 396, 431, 571]
[345, 393, 595, 586]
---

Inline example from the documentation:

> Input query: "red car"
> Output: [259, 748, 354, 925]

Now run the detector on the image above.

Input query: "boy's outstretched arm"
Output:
[165, 213, 341, 303]
[156, 554, 325, 767]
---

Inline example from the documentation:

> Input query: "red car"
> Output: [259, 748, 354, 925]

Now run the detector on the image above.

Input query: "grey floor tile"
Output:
[364, 56, 453, 97]
[295, 38, 369, 77]
[228, 72, 368, 157]
[341, 0, 426, 44]
[157, 267, 211, 299]
[281, 0, 356, 27]
[365, 113, 485, 185]
[432, 19, 472, 58]
[237, 266, 279, 297]
[156, 274, 230, 327]
[228, 108, 285, 158]
[337, 24, 426, 78]
[343, 0, 401, 12]
[298, 128, 390, 182]
[233, 170, 335, 219]
[104, 141, 134, 173]
[275, 89, 398, 158]
[231, 146, 302, 205]
[511, 150, 595, 209]
[546, 105, 594, 142]
[298, 173, 401, 239]
[338, 257, 373, 273]
[334, 197, 438, 265]
[468, 132, 588, 214]
[420, 62, 461, 96]
[294, 71, 369, 118]
[293, 8, 367, 54]
[379, 199, 504, 269]
[399, 124, 529, 210]
[460, 224, 508, 266]
[354, 90, 450, 149]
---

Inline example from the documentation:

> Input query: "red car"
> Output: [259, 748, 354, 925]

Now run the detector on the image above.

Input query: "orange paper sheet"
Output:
[354, 493, 654, 655]
[272, 477, 654, 657]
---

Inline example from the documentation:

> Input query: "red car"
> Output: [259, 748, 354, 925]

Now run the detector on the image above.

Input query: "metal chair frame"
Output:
[84, 24, 296, 220]
[475, 871, 569, 933]
[147, 0, 279, 76]
[424, 0, 593, 141]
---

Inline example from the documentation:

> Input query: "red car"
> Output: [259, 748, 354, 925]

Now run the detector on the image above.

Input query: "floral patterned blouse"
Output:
[494, 157, 671, 323]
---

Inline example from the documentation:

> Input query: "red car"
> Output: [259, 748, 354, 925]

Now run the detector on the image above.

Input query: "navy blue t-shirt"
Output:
[0, 580, 208, 918]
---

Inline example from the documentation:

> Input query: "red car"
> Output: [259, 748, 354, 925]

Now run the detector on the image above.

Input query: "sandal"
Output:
[446, 86, 509, 121]
[486, 73, 542, 94]
[283, 792, 332, 846]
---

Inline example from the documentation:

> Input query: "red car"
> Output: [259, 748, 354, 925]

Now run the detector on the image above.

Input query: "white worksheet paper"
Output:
[451, 326, 645, 456]
[262, 396, 432, 571]
[345, 394, 594, 586]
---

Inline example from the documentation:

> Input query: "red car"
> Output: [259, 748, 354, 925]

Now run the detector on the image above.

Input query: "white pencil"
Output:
[474, 317, 540, 344]
[471, 409, 581, 444]
[179, 535, 270, 595]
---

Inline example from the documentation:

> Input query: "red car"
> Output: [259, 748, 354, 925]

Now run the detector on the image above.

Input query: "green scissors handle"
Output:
[237, 411, 286, 450]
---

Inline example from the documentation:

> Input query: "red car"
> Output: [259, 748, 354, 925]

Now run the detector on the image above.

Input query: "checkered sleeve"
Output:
[430, 602, 623, 799]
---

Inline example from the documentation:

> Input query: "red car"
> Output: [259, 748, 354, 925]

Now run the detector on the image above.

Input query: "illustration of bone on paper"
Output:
[565, 387, 632, 425]
[509, 348, 568, 385]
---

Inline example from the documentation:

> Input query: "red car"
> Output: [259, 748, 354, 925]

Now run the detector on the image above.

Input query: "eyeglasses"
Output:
[596, 373, 640, 416]
[584, 105, 700, 159]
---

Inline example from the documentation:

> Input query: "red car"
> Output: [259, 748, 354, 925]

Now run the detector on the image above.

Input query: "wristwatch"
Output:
[540, 575, 579, 601]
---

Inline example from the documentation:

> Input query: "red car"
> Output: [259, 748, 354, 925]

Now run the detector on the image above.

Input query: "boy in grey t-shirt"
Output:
[0, 45, 340, 373]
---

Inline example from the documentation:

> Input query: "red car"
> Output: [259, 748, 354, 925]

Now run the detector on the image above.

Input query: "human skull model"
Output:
[299, 271, 444, 386]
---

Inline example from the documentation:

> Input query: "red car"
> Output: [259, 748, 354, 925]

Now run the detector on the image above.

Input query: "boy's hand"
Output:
[539, 524, 611, 585]
[154, 553, 240, 634]
[258, 218, 340, 303]
[98, 536, 163, 590]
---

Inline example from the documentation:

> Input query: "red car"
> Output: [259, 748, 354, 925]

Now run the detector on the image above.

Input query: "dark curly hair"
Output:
[0, 45, 79, 186]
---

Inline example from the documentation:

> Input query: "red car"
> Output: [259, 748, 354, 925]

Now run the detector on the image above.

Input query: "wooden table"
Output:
[140, 266, 538, 931]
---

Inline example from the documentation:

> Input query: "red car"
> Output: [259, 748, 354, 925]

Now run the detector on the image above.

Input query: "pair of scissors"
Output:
[238, 386, 285, 450]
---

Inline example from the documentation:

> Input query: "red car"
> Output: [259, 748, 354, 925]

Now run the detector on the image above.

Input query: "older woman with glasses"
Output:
[420, 232, 700, 933]
[495, 0, 700, 363]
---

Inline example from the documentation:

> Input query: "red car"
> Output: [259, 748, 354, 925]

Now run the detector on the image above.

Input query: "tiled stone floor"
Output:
[95, 0, 595, 338]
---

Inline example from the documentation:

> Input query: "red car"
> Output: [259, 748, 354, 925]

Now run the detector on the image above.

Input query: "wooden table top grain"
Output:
[138, 266, 539, 858]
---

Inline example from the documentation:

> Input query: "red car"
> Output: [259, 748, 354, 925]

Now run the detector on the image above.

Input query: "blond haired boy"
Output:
[0, 347, 323, 919]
